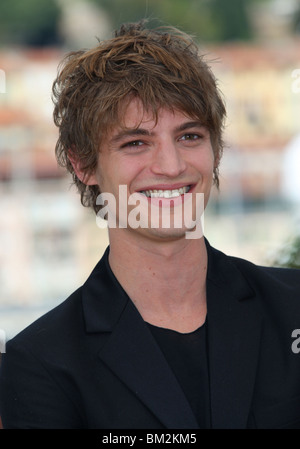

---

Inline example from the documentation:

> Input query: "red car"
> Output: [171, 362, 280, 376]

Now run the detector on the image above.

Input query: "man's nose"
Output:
[150, 140, 187, 177]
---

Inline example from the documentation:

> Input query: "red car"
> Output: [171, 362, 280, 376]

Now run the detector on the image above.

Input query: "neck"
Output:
[108, 229, 208, 333]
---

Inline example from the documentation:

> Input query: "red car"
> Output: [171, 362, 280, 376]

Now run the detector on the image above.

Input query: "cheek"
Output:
[120, 157, 149, 186]
[193, 151, 215, 178]
[205, 147, 216, 174]
[97, 155, 141, 194]
[94, 163, 114, 194]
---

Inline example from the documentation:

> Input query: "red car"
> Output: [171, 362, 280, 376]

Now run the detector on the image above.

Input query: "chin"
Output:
[137, 226, 195, 242]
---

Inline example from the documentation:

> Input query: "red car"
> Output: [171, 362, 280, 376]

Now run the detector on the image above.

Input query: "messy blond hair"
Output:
[52, 21, 226, 213]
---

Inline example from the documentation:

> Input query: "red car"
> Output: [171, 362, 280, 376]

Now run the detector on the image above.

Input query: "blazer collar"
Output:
[205, 241, 263, 428]
[82, 241, 257, 332]
[82, 241, 263, 429]
[82, 247, 128, 333]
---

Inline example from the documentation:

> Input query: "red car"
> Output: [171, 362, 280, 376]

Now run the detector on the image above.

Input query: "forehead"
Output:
[115, 97, 194, 131]
[120, 97, 152, 128]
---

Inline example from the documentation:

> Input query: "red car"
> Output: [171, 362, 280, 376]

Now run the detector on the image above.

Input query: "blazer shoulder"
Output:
[223, 252, 300, 311]
[209, 242, 299, 283]
[7, 286, 84, 351]
[230, 254, 300, 288]
[208, 243, 299, 297]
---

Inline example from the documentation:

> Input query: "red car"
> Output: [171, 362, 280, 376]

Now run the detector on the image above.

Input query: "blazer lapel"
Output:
[206, 243, 263, 428]
[99, 300, 199, 429]
[82, 248, 199, 429]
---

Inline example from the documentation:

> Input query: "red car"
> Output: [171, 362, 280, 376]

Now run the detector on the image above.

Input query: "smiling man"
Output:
[0, 21, 300, 429]
[93, 99, 208, 241]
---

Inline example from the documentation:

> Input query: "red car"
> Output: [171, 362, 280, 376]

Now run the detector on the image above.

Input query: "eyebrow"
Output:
[109, 120, 205, 145]
[110, 128, 151, 145]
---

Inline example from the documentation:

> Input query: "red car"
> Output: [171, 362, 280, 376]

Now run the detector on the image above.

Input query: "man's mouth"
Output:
[139, 185, 191, 198]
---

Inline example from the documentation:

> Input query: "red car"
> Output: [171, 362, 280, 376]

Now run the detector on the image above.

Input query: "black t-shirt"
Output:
[147, 320, 211, 429]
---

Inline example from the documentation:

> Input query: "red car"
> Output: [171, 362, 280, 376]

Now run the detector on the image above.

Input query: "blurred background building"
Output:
[0, 0, 300, 339]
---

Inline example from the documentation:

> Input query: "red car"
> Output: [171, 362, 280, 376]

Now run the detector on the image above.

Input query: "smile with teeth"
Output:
[140, 185, 191, 198]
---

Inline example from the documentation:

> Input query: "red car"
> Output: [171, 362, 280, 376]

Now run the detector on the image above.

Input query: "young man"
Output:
[0, 21, 300, 429]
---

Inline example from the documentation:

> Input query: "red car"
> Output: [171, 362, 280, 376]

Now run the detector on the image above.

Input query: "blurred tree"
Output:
[92, 0, 259, 42]
[293, 3, 300, 34]
[93, 0, 215, 39]
[210, 0, 253, 41]
[0, 0, 61, 47]
[0, 0, 278, 47]
[272, 235, 300, 269]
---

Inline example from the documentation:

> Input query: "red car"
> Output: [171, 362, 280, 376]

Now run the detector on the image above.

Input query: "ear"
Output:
[68, 149, 98, 186]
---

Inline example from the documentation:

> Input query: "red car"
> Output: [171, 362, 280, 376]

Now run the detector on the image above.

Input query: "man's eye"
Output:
[180, 133, 200, 141]
[122, 140, 144, 148]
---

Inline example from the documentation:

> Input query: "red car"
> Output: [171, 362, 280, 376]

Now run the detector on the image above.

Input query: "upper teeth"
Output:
[141, 186, 190, 198]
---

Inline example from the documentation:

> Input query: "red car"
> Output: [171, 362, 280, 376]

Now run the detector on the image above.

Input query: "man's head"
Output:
[52, 20, 226, 213]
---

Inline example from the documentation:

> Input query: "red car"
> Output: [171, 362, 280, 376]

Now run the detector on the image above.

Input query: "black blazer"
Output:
[1, 240, 300, 429]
